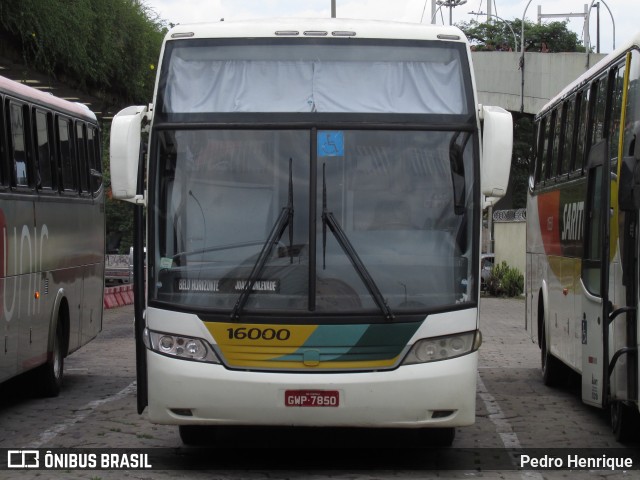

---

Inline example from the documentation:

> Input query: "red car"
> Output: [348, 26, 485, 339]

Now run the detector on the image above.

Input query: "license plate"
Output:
[285, 390, 340, 407]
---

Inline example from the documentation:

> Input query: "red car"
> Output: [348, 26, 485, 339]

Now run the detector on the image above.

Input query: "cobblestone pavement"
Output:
[1, 298, 638, 479]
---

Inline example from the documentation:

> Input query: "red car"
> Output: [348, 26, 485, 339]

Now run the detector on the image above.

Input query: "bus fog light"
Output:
[147, 330, 219, 363]
[402, 331, 479, 365]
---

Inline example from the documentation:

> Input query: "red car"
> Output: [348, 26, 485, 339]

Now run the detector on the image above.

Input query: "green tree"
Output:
[458, 19, 586, 53]
[0, 0, 167, 105]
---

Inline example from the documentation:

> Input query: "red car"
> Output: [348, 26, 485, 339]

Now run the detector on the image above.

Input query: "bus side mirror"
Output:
[110, 105, 147, 204]
[481, 105, 513, 198]
[619, 156, 640, 211]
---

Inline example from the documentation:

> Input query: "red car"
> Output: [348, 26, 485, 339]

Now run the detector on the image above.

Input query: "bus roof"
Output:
[0, 75, 97, 123]
[538, 31, 640, 117]
[164, 18, 468, 44]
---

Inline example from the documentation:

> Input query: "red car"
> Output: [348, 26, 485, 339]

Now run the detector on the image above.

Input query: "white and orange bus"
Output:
[527, 32, 640, 441]
[110, 18, 512, 446]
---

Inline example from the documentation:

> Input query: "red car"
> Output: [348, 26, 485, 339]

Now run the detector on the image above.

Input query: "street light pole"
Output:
[600, 0, 616, 49]
[520, 0, 533, 113]
[331, 0, 336, 18]
[583, 0, 616, 64]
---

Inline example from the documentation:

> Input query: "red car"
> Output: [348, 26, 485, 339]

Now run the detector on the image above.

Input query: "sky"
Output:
[144, 0, 637, 54]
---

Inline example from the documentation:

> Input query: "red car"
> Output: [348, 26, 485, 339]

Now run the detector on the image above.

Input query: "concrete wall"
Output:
[472, 51, 607, 114]
[493, 220, 526, 275]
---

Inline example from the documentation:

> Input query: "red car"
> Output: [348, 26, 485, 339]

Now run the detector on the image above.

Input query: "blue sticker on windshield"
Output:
[318, 131, 344, 157]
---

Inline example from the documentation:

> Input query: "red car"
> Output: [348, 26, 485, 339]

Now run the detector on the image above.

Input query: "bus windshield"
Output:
[159, 40, 469, 115]
[152, 128, 476, 317]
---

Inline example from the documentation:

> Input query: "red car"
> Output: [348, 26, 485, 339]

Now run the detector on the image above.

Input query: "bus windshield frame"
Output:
[148, 37, 480, 323]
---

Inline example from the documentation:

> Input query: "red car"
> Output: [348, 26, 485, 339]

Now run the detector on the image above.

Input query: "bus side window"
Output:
[539, 116, 549, 183]
[543, 113, 554, 181]
[76, 122, 89, 194]
[609, 64, 625, 161]
[0, 96, 6, 187]
[57, 116, 77, 193]
[530, 120, 539, 186]
[34, 109, 55, 190]
[9, 102, 29, 188]
[87, 126, 102, 194]
[558, 99, 573, 175]
[574, 89, 589, 173]
[583, 163, 604, 295]
[560, 99, 575, 176]
[623, 50, 640, 158]
[591, 75, 608, 147]
[550, 109, 561, 179]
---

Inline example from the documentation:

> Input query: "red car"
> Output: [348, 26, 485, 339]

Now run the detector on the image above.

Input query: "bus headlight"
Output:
[402, 330, 481, 365]
[144, 329, 220, 363]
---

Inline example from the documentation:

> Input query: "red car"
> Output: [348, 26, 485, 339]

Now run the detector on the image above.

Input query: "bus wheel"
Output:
[179, 425, 218, 446]
[35, 321, 65, 397]
[541, 325, 563, 387]
[611, 401, 640, 443]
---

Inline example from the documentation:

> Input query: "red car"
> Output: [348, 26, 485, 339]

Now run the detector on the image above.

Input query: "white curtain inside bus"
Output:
[163, 58, 466, 114]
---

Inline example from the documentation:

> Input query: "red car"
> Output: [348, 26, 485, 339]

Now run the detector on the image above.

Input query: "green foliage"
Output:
[457, 19, 585, 53]
[0, 0, 167, 104]
[0, 1, 164, 251]
[486, 261, 524, 297]
[101, 126, 134, 254]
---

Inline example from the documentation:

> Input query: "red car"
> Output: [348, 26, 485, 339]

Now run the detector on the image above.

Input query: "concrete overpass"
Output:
[472, 51, 607, 115]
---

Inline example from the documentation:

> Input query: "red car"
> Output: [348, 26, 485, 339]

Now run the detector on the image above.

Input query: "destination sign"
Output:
[175, 278, 279, 293]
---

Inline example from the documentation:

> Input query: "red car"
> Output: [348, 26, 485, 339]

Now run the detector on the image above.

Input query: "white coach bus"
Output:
[527, 32, 640, 441]
[110, 18, 512, 445]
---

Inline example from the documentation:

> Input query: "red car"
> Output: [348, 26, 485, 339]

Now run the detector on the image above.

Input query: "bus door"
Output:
[615, 124, 640, 409]
[580, 139, 610, 408]
[134, 144, 148, 413]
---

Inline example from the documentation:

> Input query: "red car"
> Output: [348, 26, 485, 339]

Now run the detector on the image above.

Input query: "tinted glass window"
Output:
[10, 103, 28, 187]
[610, 65, 625, 161]
[575, 90, 589, 172]
[550, 110, 561, 178]
[87, 126, 102, 193]
[592, 77, 608, 145]
[76, 123, 89, 193]
[561, 100, 575, 174]
[541, 116, 551, 181]
[58, 117, 76, 191]
[35, 110, 54, 189]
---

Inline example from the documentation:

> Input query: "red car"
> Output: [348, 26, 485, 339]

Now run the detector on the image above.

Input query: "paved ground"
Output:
[1, 297, 638, 479]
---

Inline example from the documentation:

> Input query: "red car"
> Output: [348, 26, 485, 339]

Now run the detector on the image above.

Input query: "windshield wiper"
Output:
[321, 164, 395, 322]
[230, 158, 294, 321]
